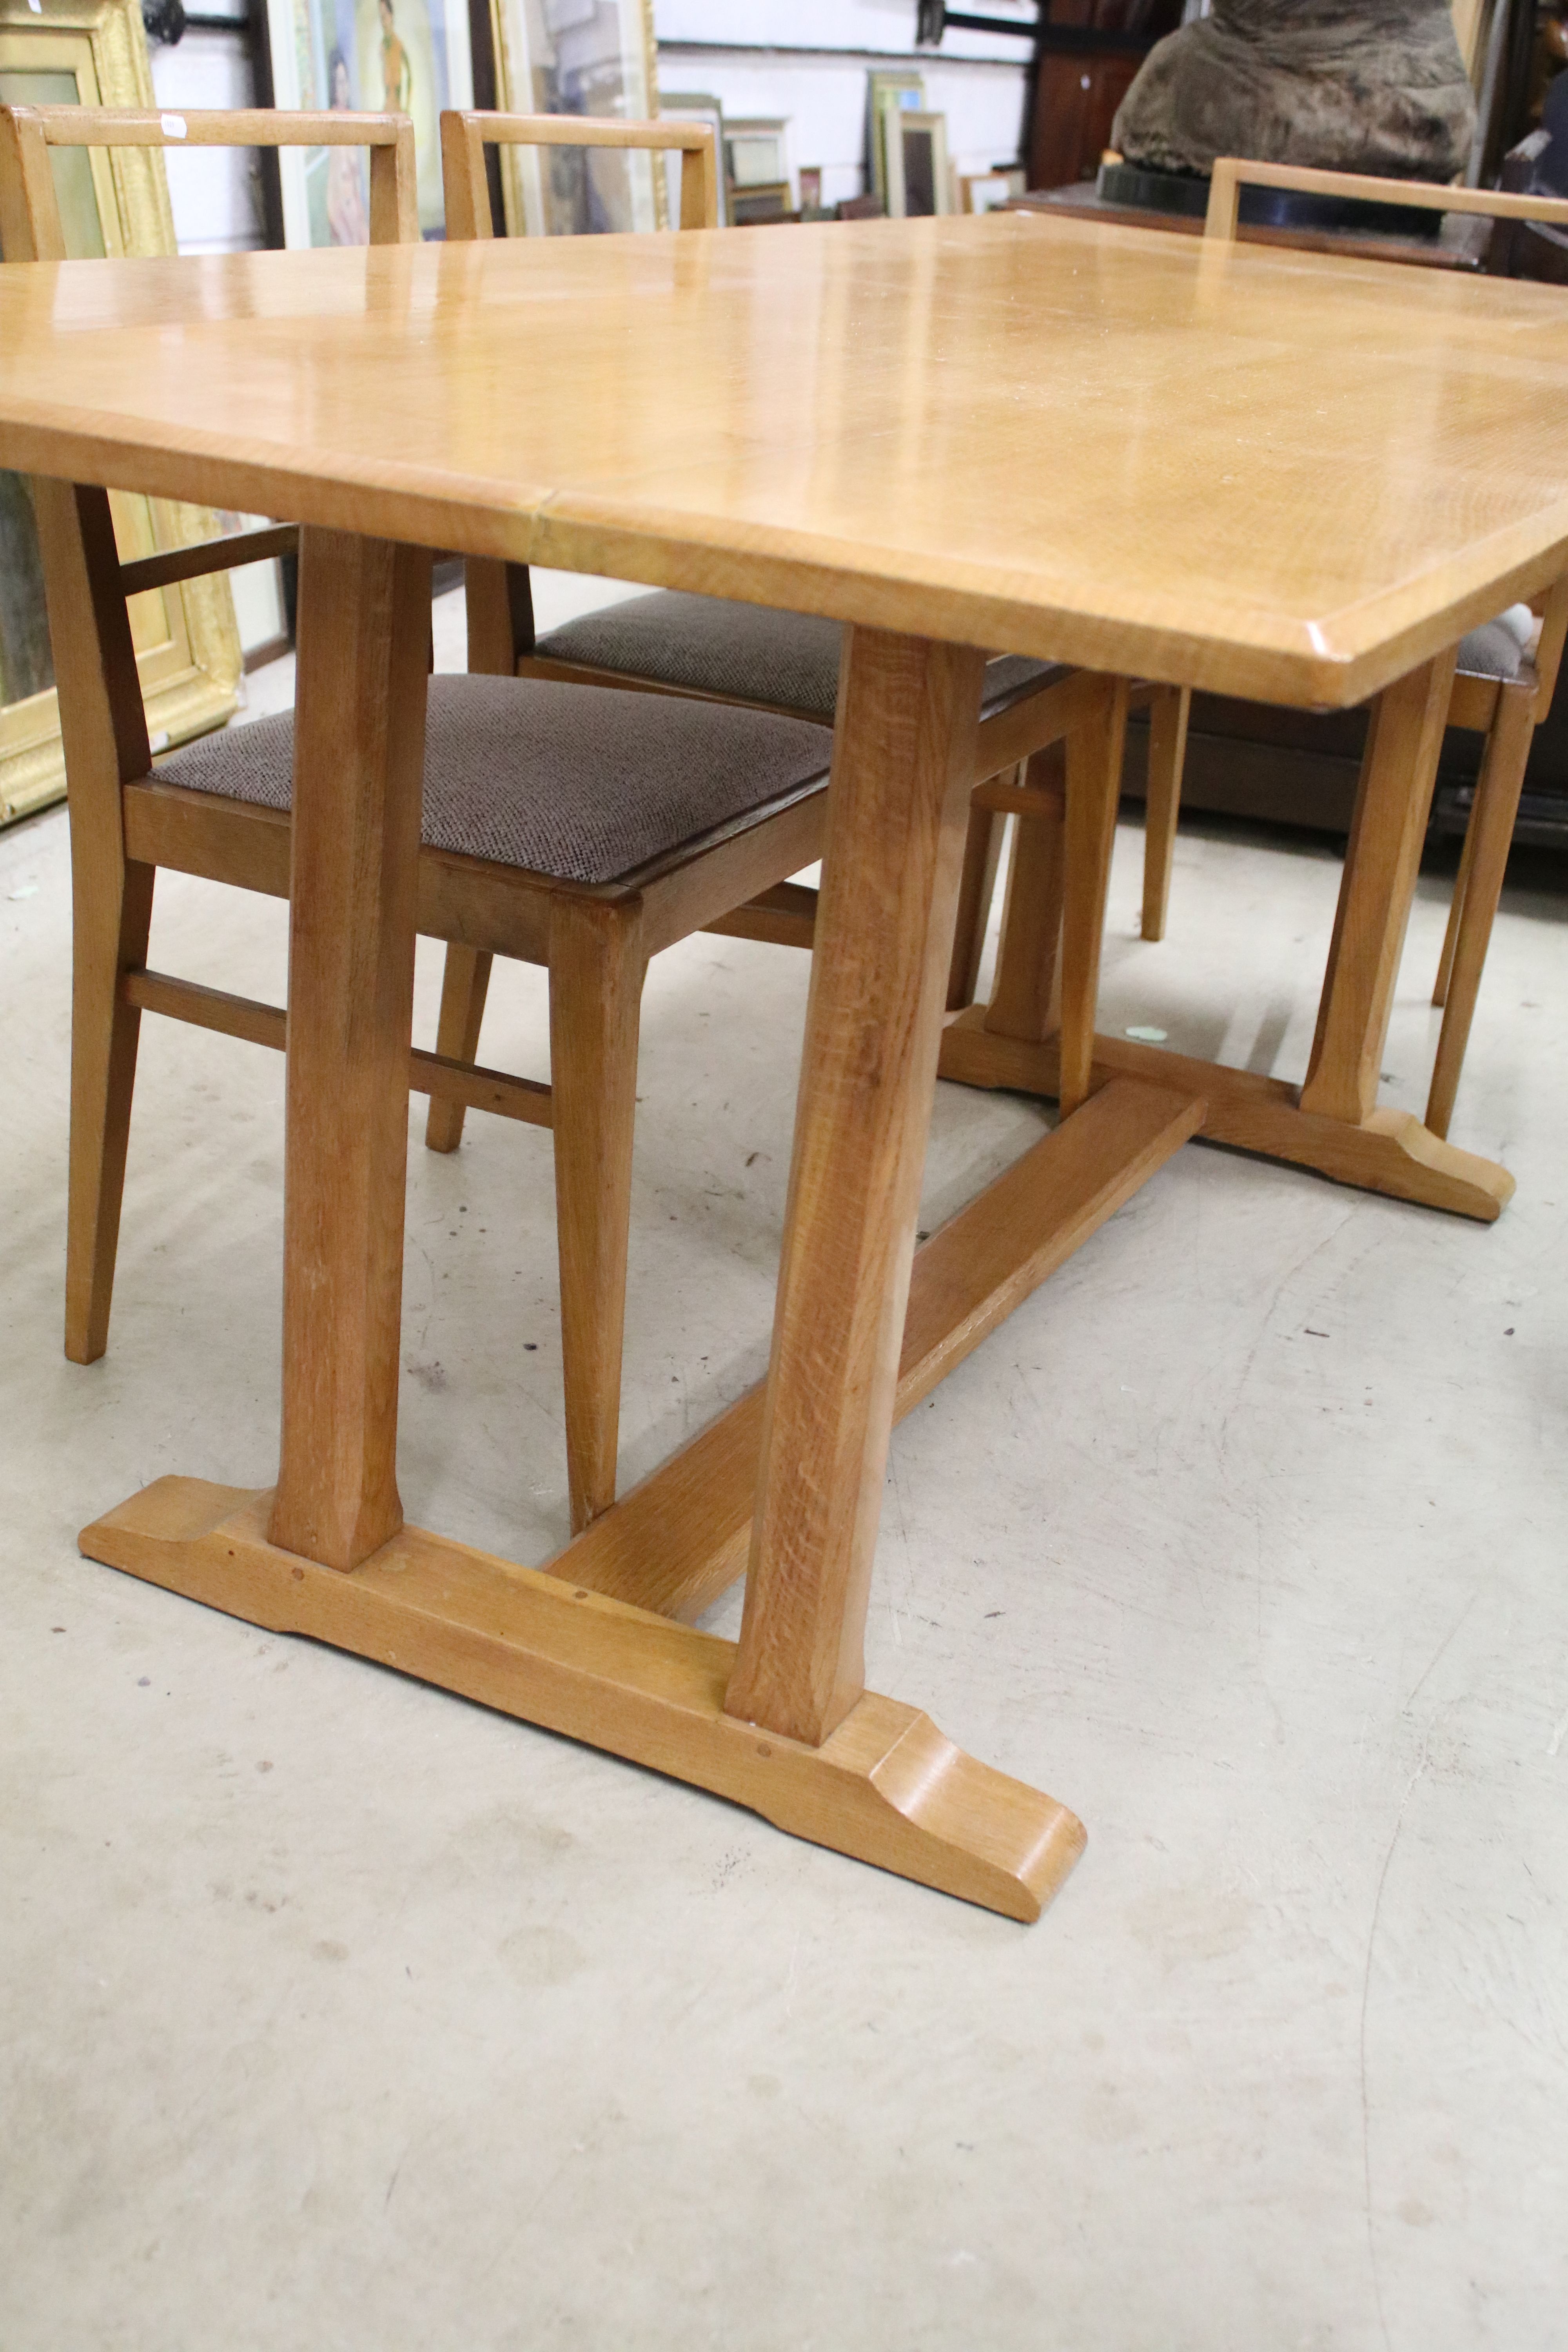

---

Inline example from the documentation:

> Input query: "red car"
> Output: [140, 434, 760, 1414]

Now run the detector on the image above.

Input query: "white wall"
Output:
[655, 0, 1033, 209]
[149, 5, 267, 256]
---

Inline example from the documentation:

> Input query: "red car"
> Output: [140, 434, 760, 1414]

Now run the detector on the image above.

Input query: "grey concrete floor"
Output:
[3, 586, 1566, 2350]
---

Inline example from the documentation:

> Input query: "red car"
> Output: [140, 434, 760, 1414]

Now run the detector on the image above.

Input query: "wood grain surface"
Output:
[4, 215, 1568, 703]
[80, 1477, 1086, 1923]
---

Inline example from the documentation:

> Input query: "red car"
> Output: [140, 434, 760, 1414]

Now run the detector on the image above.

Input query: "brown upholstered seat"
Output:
[1455, 611, 1532, 683]
[153, 674, 834, 888]
[531, 589, 1065, 724]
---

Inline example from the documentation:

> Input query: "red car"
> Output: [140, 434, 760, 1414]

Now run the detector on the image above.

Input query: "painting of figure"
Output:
[324, 48, 370, 244]
[377, 0, 412, 113]
[271, 0, 471, 242]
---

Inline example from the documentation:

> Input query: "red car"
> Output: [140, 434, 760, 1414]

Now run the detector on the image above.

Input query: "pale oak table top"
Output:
[3, 212, 1568, 705]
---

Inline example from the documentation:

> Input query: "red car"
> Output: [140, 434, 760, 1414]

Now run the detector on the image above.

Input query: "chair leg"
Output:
[1059, 682, 1131, 1115]
[1140, 684, 1190, 942]
[548, 895, 645, 1534]
[65, 857, 156, 1363]
[1432, 788, 1480, 1009]
[984, 748, 1067, 1044]
[946, 797, 1005, 1011]
[1425, 680, 1534, 1142]
[425, 943, 493, 1153]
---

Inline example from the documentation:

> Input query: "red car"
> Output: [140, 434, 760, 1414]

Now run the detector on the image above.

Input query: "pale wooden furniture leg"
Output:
[548, 895, 645, 1532]
[1060, 682, 1131, 1114]
[31, 481, 156, 1363]
[1432, 794, 1479, 1009]
[424, 944, 493, 1153]
[1141, 683, 1190, 942]
[80, 604, 1207, 1912]
[940, 649, 1512, 1221]
[1301, 652, 1457, 1124]
[268, 529, 433, 1572]
[724, 626, 987, 1746]
[983, 746, 1066, 1044]
[1425, 676, 1534, 1141]
[946, 797, 1006, 1012]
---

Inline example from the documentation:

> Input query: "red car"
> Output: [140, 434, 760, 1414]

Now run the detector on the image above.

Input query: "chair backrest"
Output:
[0, 104, 418, 263]
[440, 111, 719, 241]
[0, 103, 421, 592]
[1203, 154, 1568, 247]
[0, 102, 421, 846]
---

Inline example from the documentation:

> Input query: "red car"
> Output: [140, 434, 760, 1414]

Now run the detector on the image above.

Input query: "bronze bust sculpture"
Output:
[1113, 0, 1476, 185]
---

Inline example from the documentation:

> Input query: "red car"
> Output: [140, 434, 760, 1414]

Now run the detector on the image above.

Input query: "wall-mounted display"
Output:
[0, 0, 240, 826]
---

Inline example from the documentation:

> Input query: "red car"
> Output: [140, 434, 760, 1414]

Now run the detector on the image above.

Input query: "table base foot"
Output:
[938, 1009, 1513, 1223]
[80, 1477, 1084, 1921]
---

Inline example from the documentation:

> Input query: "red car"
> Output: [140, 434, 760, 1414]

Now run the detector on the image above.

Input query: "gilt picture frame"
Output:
[0, 0, 241, 826]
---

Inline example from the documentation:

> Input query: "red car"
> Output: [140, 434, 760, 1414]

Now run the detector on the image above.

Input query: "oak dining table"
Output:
[4, 211, 1568, 1922]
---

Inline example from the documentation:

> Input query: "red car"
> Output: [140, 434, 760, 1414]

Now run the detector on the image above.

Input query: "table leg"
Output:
[1299, 652, 1457, 1123]
[87, 612, 1191, 1917]
[267, 529, 433, 1571]
[723, 627, 986, 1746]
[939, 645, 1513, 1221]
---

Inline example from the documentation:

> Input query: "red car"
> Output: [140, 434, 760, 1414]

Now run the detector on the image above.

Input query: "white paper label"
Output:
[160, 113, 187, 139]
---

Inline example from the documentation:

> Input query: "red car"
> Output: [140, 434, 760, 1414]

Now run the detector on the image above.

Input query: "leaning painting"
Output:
[268, 0, 472, 240]
[0, 0, 240, 826]
[485, 0, 662, 236]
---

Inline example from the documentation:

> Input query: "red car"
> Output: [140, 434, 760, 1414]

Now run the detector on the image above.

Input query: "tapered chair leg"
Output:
[65, 858, 156, 1363]
[1425, 679, 1533, 1141]
[548, 895, 645, 1534]
[984, 747, 1067, 1044]
[1141, 684, 1190, 942]
[29, 477, 161, 1367]
[425, 943, 493, 1152]
[946, 798, 1005, 1011]
[1432, 789, 1480, 1009]
[1060, 682, 1130, 1114]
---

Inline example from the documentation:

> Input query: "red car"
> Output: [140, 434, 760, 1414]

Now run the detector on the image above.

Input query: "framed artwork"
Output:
[266, 0, 473, 242]
[960, 166, 1023, 214]
[480, 0, 664, 238]
[867, 66, 923, 211]
[0, 0, 240, 827]
[887, 110, 951, 219]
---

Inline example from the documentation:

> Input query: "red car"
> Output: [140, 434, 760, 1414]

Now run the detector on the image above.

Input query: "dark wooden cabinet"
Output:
[1025, 0, 1183, 189]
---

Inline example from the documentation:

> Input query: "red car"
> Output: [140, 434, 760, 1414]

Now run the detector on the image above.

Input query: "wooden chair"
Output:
[1137, 156, 1568, 1138]
[435, 110, 1179, 1109]
[0, 103, 849, 1536]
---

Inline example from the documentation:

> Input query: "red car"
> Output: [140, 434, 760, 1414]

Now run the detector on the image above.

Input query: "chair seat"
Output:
[151, 674, 834, 887]
[1457, 606, 1533, 682]
[532, 589, 1067, 720]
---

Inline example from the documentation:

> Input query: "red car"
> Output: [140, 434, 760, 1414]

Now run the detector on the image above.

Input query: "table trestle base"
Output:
[555, 1073, 1203, 1624]
[80, 1478, 1085, 1922]
[938, 1009, 1513, 1223]
[77, 1074, 1198, 1919]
